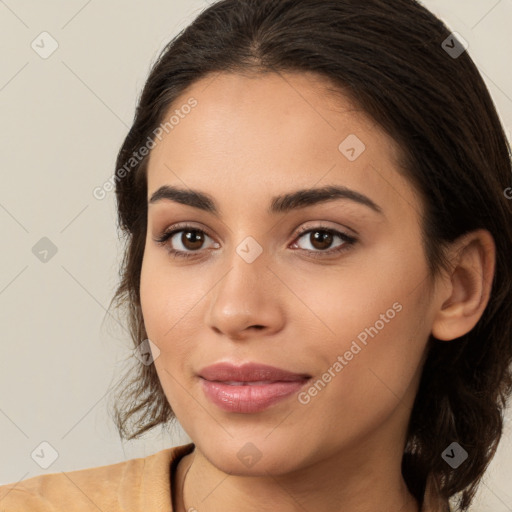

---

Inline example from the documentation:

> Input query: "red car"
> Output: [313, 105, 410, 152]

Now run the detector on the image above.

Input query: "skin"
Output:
[139, 71, 496, 512]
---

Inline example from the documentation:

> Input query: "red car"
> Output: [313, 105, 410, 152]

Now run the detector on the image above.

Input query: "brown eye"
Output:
[179, 230, 206, 250]
[153, 225, 219, 259]
[308, 230, 334, 250]
[294, 227, 355, 254]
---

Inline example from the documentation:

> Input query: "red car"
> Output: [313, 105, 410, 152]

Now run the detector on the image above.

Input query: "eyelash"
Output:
[153, 223, 357, 260]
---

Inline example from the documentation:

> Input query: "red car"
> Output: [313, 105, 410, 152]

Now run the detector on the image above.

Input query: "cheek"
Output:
[293, 238, 430, 427]
[287, 230, 427, 346]
[139, 248, 206, 350]
[294, 301, 429, 455]
[139, 255, 167, 343]
[139, 253, 201, 420]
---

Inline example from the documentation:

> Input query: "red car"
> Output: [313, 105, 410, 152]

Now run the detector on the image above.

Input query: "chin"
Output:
[199, 436, 308, 477]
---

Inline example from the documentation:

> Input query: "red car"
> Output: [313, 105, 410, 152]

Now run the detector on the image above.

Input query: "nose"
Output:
[205, 251, 286, 341]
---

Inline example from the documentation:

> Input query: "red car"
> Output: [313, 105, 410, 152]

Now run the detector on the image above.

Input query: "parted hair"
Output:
[106, 1, 512, 510]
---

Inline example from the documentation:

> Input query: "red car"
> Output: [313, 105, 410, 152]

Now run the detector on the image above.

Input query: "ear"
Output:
[431, 229, 496, 341]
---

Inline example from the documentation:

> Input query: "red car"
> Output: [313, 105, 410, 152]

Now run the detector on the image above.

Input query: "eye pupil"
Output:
[311, 230, 333, 250]
[183, 230, 204, 250]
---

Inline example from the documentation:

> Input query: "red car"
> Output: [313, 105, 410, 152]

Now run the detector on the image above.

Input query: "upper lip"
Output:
[198, 362, 311, 382]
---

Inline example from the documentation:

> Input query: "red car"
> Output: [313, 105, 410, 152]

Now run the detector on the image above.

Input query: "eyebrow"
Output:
[148, 184, 383, 216]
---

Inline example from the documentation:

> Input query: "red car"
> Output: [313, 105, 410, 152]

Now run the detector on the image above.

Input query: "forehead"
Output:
[145, 71, 421, 221]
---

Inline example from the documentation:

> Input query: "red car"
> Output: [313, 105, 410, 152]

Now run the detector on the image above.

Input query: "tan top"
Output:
[0, 442, 452, 511]
[0, 442, 195, 511]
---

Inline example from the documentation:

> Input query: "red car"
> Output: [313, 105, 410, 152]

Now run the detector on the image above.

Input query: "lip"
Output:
[199, 362, 311, 382]
[198, 362, 311, 413]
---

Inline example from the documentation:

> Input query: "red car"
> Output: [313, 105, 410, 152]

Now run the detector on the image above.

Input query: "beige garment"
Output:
[0, 442, 452, 511]
[0, 443, 195, 511]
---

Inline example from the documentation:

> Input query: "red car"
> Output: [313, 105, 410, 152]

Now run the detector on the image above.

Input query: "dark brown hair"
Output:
[106, 0, 512, 509]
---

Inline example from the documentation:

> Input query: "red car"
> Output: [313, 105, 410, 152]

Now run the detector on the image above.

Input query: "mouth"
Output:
[198, 362, 311, 413]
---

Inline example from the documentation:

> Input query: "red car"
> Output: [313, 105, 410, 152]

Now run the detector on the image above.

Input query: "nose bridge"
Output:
[206, 237, 284, 336]
[218, 225, 271, 290]
[215, 239, 271, 311]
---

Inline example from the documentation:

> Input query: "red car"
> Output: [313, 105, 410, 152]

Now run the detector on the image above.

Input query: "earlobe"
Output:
[431, 229, 496, 342]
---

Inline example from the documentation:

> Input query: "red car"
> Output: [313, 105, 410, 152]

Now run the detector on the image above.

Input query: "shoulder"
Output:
[0, 443, 195, 512]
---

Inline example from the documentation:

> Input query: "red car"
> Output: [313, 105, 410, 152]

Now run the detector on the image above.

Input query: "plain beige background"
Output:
[1, 0, 511, 510]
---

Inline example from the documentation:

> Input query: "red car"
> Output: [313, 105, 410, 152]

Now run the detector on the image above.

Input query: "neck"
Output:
[174, 446, 420, 512]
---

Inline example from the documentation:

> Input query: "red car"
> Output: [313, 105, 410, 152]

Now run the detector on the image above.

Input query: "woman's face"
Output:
[140, 71, 440, 476]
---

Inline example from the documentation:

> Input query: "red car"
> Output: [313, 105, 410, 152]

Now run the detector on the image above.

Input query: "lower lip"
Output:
[200, 378, 310, 413]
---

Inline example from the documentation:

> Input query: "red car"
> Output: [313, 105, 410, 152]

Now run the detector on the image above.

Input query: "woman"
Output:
[1, 0, 511, 511]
